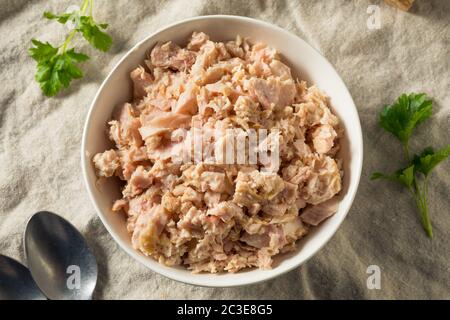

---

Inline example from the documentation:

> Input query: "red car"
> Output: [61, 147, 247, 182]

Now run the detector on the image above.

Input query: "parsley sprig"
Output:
[29, 0, 112, 97]
[371, 93, 450, 238]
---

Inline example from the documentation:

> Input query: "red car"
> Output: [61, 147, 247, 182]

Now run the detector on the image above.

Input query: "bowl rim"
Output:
[81, 14, 364, 287]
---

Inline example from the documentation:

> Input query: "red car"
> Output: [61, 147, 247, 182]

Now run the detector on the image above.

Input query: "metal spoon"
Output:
[24, 211, 98, 300]
[0, 254, 46, 300]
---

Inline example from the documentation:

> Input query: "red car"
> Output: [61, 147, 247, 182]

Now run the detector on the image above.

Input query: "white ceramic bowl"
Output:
[81, 15, 363, 287]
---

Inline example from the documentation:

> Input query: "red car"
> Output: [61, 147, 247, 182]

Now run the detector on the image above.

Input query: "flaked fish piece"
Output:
[300, 197, 340, 226]
[130, 66, 153, 99]
[187, 32, 210, 51]
[301, 155, 341, 205]
[312, 124, 337, 154]
[249, 77, 296, 110]
[109, 103, 143, 148]
[173, 83, 198, 115]
[233, 170, 285, 208]
[150, 41, 196, 71]
[93, 149, 120, 178]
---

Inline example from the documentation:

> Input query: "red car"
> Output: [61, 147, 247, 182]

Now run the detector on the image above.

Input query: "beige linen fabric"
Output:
[0, 0, 448, 299]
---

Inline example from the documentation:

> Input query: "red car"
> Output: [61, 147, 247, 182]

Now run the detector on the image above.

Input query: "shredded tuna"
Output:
[150, 41, 196, 71]
[311, 124, 337, 154]
[130, 66, 153, 99]
[92, 32, 344, 273]
[93, 149, 120, 177]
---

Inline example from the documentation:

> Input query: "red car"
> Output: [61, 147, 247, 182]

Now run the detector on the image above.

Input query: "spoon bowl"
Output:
[0, 254, 46, 300]
[24, 211, 98, 300]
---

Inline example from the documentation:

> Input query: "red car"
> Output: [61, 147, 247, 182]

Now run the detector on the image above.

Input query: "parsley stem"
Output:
[412, 179, 433, 238]
[403, 143, 410, 162]
[61, 30, 77, 53]
[420, 177, 433, 238]
[90, 0, 94, 17]
[60, 0, 90, 54]
[80, 0, 90, 13]
[418, 195, 433, 238]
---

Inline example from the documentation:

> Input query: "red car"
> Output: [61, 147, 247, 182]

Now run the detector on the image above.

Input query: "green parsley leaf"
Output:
[28, 39, 58, 62]
[31, 45, 89, 97]
[371, 164, 415, 188]
[77, 16, 112, 52]
[379, 93, 432, 146]
[372, 92, 447, 238]
[65, 48, 90, 62]
[43, 11, 112, 52]
[30, 1, 111, 97]
[43, 11, 75, 24]
[413, 145, 450, 176]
